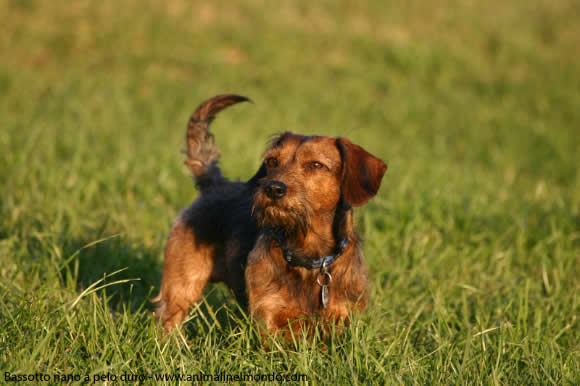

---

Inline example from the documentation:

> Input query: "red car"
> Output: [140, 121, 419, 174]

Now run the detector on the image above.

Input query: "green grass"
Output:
[1, 0, 579, 383]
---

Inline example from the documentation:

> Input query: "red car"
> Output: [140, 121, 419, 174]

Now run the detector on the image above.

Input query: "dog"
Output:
[154, 95, 386, 340]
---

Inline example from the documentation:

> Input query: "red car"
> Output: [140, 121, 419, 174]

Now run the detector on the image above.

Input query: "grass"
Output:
[1, 0, 579, 383]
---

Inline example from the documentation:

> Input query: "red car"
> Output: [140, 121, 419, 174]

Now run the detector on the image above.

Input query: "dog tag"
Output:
[317, 270, 332, 309]
[321, 285, 329, 308]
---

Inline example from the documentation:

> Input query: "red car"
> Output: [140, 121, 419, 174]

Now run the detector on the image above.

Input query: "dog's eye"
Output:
[307, 161, 324, 170]
[265, 157, 279, 168]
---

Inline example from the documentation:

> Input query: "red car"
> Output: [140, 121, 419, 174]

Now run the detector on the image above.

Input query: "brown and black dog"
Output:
[154, 95, 386, 340]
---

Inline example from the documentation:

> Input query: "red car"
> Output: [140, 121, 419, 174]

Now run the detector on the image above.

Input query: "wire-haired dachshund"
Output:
[154, 95, 386, 341]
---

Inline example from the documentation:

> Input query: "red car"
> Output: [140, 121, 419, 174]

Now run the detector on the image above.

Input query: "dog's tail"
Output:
[183, 94, 250, 193]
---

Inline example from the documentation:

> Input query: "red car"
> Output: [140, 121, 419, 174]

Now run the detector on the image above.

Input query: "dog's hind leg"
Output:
[154, 217, 214, 332]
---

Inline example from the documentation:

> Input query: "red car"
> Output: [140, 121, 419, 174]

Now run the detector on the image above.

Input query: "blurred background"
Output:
[0, 0, 578, 381]
[2, 0, 578, 230]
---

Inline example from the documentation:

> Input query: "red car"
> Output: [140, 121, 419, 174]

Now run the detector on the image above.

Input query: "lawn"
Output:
[1, 0, 579, 383]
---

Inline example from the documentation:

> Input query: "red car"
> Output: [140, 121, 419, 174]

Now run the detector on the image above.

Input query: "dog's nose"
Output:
[264, 181, 287, 200]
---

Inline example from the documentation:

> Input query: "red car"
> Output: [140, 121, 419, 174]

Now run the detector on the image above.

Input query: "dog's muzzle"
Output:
[264, 181, 287, 200]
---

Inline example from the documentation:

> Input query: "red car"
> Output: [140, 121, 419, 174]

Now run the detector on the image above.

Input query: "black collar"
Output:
[264, 227, 349, 270]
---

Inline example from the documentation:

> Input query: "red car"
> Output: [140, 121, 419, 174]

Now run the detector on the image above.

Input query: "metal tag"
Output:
[321, 284, 329, 308]
[317, 267, 332, 309]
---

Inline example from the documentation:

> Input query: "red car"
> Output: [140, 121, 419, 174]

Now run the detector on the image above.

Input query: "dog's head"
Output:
[253, 132, 387, 235]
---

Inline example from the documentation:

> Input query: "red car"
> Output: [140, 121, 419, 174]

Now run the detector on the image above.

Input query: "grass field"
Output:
[1, 0, 579, 383]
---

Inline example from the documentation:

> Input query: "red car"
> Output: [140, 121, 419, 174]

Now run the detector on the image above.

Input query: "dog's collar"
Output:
[263, 227, 349, 270]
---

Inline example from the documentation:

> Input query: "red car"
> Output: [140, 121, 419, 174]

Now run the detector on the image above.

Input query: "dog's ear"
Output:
[336, 138, 387, 207]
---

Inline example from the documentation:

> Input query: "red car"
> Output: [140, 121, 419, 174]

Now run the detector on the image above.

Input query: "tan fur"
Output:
[155, 216, 216, 330]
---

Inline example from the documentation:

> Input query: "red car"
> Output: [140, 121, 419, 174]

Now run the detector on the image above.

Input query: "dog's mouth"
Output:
[252, 196, 312, 236]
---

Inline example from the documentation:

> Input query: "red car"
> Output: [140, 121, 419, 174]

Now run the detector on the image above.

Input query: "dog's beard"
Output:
[253, 198, 313, 238]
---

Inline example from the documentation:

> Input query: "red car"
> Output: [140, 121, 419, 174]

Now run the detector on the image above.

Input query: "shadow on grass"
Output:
[63, 235, 244, 336]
